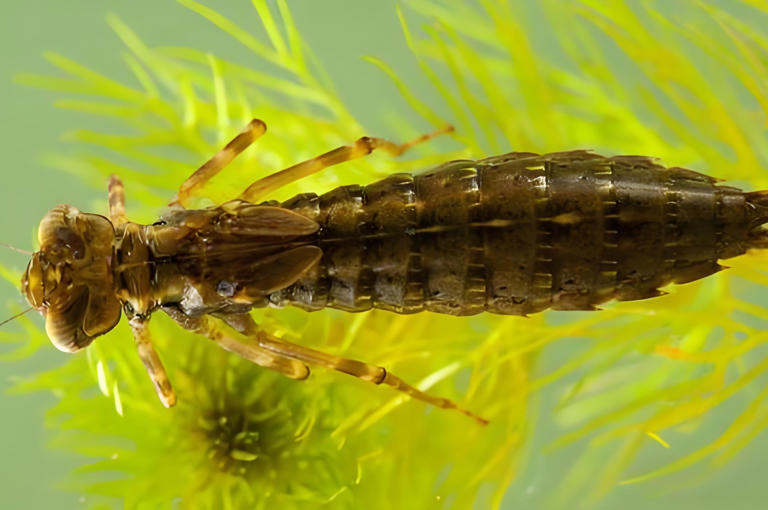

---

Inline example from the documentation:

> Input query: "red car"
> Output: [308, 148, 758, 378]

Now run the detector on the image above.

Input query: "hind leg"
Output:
[218, 313, 488, 424]
[163, 307, 310, 381]
[171, 118, 267, 207]
[238, 125, 454, 203]
[166, 309, 485, 422]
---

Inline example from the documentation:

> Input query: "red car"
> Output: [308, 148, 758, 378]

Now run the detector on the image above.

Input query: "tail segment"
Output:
[745, 190, 768, 249]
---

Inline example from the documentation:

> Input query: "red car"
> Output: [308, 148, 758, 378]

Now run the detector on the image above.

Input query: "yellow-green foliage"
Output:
[3, 1, 768, 509]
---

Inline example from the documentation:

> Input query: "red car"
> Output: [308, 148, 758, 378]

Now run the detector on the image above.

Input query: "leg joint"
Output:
[372, 366, 387, 385]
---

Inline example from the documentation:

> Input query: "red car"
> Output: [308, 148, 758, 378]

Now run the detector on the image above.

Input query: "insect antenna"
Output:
[0, 243, 33, 256]
[0, 306, 34, 328]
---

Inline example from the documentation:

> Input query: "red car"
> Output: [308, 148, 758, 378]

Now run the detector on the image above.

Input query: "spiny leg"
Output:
[163, 308, 485, 423]
[163, 307, 309, 381]
[171, 118, 267, 208]
[130, 318, 176, 408]
[238, 125, 454, 203]
[220, 313, 488, 425]
[108, 174, 128, 226]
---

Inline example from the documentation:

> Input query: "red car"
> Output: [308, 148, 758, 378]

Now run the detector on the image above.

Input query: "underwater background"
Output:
[2, 0, 768, 508]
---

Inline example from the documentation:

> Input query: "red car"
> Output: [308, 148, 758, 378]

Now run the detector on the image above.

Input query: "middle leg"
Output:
[171, 118, 267, 208]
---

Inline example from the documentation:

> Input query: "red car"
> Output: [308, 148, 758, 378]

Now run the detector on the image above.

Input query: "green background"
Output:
[1, 1, 767, 508]
[1, 2, 429, 508]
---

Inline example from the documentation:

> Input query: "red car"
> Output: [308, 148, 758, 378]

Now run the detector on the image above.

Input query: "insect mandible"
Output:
[16, 119, 768, 424]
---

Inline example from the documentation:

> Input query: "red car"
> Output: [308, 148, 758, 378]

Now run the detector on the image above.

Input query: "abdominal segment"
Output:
[267, 151, 756, 316]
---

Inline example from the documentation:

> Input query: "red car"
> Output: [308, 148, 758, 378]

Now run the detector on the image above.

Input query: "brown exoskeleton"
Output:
[19, 119, 768, 425]
[20, 119, 489, 423]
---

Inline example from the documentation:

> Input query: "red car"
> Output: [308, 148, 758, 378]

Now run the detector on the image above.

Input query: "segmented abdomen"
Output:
[270, 151, 759, 315]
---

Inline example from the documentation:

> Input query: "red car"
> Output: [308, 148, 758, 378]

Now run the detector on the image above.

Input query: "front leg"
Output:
[108, 174, 128, 226]
[130, 318, 176, 408]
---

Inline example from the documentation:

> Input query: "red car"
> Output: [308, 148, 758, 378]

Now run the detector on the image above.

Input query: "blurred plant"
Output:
[3, 1, 530, 508]
[3, 0, 768, 509]
[382, 0, 768, 506]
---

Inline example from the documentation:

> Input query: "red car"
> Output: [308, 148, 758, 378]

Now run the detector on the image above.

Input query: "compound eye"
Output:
[22, 254, 45, 309]
[76, 213, 115, 256]
[45, 286, 93, 353]
[55, 227, 86, 260]
[38, 205, 73, 249]
[82, 289, 121, 338]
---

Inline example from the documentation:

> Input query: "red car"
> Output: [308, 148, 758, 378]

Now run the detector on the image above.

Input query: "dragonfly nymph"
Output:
[18, 119, 768, 424]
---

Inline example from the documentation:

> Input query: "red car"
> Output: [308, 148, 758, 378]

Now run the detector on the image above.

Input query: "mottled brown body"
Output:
[20, 119, 768, 421]
[259, 151, 768, 316]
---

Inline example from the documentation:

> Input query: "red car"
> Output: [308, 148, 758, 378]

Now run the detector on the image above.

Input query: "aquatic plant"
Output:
[4, 1, 527, 508]
[2, 0, 768, 508]
[386, 1, 768, 506]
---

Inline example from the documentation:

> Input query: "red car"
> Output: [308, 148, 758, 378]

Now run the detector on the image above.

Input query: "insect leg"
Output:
[130, 318, 176, 408]
[162, 307, 309, 380]
[108, 174, 128, 226]
[220, 313, 488, 425]
[171, 118, 267, 208]
[237, 124, 454, 203]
